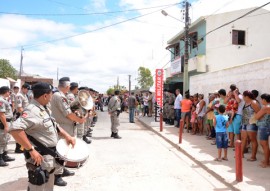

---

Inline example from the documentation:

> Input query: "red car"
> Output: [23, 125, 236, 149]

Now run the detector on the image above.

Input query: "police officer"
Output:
[108, 90, 121, 139]
[50, 77, 85, 186]
[0, 86, 15, 166]
[66, 82, 78, 103]
[14, 83, 30, 153]
[163, 89, 170, 124]
[168, 90, 176, 125]
[10, 85, 19, 114]
[9, 82, 76, 191]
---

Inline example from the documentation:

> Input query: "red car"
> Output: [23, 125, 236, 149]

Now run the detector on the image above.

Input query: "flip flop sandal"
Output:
[222, 157, 228, 161]
[214, 158, 222, 162]
[247, 158, 257, 162]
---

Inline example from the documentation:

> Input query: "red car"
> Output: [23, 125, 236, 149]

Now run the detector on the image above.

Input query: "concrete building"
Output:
[165, 7, 270, 95]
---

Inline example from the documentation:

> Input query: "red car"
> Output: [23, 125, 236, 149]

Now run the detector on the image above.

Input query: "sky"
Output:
[0, 0, 269, 92]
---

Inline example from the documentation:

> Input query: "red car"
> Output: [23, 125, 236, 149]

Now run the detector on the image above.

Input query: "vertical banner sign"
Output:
[155, 69, 163, 122]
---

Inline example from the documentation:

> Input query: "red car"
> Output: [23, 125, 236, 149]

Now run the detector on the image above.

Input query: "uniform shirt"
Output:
[10, 99, 59, 147]
[16, 92, 29, 109]
[0, 96, 13, 119]
[108, 95, 121, 112]
[66, 92, 76, 104]
[50, 91, 73, 126]
[215, 114, 228, 133]
[174, 94, 182, 109]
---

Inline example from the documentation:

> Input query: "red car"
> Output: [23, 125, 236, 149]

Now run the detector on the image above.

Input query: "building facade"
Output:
[166, 7, 270, 95]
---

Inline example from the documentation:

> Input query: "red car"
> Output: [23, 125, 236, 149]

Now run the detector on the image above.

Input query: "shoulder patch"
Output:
[22, 112, 28, 118]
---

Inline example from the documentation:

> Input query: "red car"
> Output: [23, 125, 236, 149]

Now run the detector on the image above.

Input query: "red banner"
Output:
[155, 69, 163, 108]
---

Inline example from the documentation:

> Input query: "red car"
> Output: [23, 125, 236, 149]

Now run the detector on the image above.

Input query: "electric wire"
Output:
[0, 3, 182, 50]
[0, 2, 182, 16]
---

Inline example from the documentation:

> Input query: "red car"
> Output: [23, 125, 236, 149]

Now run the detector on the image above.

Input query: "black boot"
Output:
[62, 168, 75, 177]
[111, 132, 115, 137]
[169, 119, 174, 125]
[15, 143, 23, 153]
[86, 131, 92, 137]
[165, 119, 169, 124]
[3, 151, 15, 162]
[83, 135, 92, 144]
[113, 133, 122, 139]
[0, 154, 9, 167]
[54, 175, 67, 186]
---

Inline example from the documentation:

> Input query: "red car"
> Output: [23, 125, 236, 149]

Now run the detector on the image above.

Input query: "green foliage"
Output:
[137, 66, 153, 89]
[0, 59, 18, 80]
[106, 85, 127, 95]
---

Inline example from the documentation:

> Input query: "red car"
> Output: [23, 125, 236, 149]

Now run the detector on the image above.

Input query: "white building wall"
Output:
[205, 8, 270, 72]
[190, 58, 270, 96]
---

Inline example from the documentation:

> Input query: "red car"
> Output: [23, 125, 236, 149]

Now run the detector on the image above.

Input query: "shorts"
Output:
[205, 119, 213, 126]
[227, 114, 242, 134]
[216, 132, 228, 149]
[181, 111, 191, 119]
[258, 126, 270, 141]
[240, 124, 258, 132]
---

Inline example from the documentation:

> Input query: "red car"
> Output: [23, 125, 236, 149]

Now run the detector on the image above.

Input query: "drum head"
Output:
[56, 138, 89, 162]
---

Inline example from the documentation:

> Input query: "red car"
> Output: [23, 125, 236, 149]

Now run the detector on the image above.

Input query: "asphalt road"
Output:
[0, 110, 230, 191]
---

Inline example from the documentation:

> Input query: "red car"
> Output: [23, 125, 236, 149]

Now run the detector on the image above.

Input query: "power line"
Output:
[0, 2, 182, 16]
[0, 3, 182, 50]
[199, 2, 270, 40]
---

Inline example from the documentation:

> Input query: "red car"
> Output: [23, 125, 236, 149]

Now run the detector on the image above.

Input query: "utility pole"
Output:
[19, 47, 24, 78]
[128, 75, 131, 95]
[57, 67, 59, 81]
[117, 76, 119, 90]
[183, 0, 190, 94]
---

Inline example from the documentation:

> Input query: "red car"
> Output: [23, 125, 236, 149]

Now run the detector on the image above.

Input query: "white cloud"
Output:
[0, 0, 269, 92]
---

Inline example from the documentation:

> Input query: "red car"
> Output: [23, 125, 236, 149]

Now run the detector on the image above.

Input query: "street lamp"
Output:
[161, 2, 190, 94]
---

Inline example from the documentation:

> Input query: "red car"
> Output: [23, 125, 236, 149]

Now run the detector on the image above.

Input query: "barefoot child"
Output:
[213, 105, 230, 161]
[190, 105, 196, 134]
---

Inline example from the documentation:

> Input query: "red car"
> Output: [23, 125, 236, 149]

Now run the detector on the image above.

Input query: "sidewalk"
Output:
[137, 116, 270, 191]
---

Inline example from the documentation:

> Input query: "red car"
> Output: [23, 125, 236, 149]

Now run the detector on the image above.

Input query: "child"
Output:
[190, 105, 197, 134]
[225, 92, 239, 124]
[213, 105, 229, 162]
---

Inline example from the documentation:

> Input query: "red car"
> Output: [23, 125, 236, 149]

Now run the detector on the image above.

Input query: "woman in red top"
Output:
[181, 93, 193, 132]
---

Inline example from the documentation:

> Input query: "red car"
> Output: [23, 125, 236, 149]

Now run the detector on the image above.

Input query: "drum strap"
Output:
[26, 134, 64, 166]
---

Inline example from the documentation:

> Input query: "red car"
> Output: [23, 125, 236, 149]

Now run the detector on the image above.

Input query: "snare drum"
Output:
[56, 138, 89, 168]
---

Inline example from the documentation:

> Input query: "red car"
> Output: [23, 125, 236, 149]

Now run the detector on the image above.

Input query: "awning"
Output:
[6, 77, 17, 83]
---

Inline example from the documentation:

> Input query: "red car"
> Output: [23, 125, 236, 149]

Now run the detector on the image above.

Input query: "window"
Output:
[191, 32, 198, 49]
[174, 44, 180, 58]
[232, 30, 245, 45]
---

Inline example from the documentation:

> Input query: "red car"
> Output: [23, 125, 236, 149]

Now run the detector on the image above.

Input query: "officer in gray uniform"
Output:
[50, 77, 85, 186]
[15, 83, 30, 153]
[168, 90, 176, 125]
[163, 89, 170, 124]
[9, 82, 76, 191]
[108, 90, 121, 139]
[0, 86, 15, 166]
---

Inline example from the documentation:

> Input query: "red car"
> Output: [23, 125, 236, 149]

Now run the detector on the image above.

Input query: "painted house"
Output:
[165, 7, 270, 95]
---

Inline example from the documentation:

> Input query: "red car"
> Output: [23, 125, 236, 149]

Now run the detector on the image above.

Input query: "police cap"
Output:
[70, 82, 78, 88]
[32, 82, 53, 98]
[0, 86, 10, 94]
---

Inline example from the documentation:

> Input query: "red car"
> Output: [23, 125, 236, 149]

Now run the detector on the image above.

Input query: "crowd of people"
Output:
[0, 77, 106, 190]
[160, 84, 270, 168]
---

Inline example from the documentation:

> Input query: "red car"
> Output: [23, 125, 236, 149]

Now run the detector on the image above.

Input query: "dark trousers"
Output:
[144, 106, 149, 116]
[175, 109, 181, 127]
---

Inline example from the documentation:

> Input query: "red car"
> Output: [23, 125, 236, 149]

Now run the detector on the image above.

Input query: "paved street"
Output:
[0, 110, 230, 191]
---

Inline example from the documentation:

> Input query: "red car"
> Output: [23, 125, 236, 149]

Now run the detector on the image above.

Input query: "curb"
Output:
[137, 118, 240, 191]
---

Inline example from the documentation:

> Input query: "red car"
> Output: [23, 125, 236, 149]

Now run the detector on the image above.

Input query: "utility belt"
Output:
[0, 118, 12, 129]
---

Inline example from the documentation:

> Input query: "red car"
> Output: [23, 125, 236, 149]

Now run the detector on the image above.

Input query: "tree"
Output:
[106, 85, 127, 95]
[0, 59, 18, 80]
[137, 66, 153, 89]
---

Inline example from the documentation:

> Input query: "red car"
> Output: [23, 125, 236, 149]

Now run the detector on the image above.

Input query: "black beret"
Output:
[22, 83, 31, 90]
[59, 77, 70, 82]
[32, 82, 53, 93]
[0, 86, 10, 92]
[163, 89, 168, 92]
[70, 82, 78, 87]
[79, 86, 89, 91]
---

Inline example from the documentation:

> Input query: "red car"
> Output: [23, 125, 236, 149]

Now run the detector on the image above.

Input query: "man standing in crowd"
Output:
[15, 83, 30, 153]
[108, 90, 121, 139]
[10, 85, 19, 114]
[128, 92, 136, 123]
[50, 77, 86, 186]
[9, 82, 76, 191]
[148, 91, 153, 117]
[163, 89, 169, 123]
[143, 92, 149, 117]
[66, 82, 79, 103]
[0, 86, 15, 167]
[168, 90, 176, 125]
[174, 89, 182, 128]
